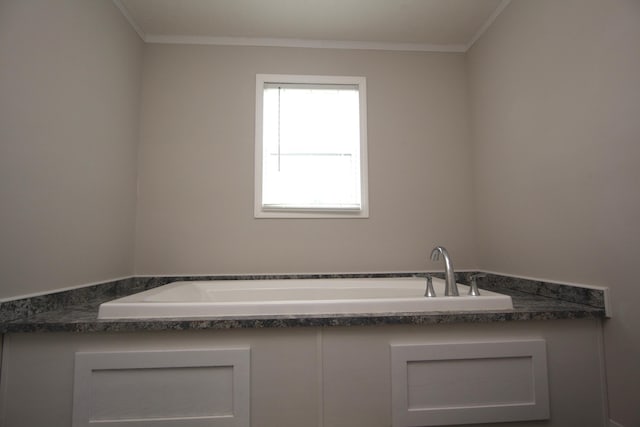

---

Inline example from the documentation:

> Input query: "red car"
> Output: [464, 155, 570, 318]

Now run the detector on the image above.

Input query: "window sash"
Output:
[255, 74, 368, 219]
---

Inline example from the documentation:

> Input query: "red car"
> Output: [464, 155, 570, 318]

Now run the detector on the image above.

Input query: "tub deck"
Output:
[97, 277, 514, 319]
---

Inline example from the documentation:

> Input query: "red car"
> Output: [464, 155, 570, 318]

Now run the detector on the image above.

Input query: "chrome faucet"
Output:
[424, 274, 436, 297]
[468, 273, 486, 296]
[430, 246, 459, 296]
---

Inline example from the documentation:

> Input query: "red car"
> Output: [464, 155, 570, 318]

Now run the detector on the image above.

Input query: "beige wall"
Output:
[0, 0, 143, 299]
[3, 1, 638, 423]
[135, 44, 477, 275]
[467, 1, 640, 425]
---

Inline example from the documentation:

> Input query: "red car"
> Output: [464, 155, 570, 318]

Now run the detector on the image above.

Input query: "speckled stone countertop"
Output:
[0, 273, 607, 333]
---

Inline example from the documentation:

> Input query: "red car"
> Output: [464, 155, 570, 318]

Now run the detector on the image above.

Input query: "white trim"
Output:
[0, 275, 134, 303]
[254, 74, 369, 219]
[466, 0, 512, 50]
[111, 0, 145, 41]
[144, 34, 467, 52]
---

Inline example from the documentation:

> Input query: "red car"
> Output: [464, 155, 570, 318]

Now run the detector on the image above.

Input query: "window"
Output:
[255, 74, 368, 218]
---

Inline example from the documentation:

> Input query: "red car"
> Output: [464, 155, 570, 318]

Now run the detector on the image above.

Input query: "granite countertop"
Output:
[0, 273, 607, 333]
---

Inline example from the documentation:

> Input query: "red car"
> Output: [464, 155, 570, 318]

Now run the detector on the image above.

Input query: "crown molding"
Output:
[113, 0, 511, 53]
[112, 0, 145, 41]
[144, 34, 467, 53]
[466, 0, 512, 50]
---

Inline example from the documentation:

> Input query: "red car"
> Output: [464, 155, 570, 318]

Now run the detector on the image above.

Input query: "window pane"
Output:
[262, 85, 361, 209]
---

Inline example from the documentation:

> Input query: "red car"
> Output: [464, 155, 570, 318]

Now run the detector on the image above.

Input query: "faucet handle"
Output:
[424, 274, 436, 297]
[468, 273, 486, 296]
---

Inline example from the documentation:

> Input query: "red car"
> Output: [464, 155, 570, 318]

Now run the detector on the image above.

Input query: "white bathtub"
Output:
[98, 277, 513, 319]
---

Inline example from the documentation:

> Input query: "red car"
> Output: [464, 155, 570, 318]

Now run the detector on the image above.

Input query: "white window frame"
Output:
[254, 74, 369, 218]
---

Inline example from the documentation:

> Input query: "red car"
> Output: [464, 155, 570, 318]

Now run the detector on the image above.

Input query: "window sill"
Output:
[254, 206, 369, 219]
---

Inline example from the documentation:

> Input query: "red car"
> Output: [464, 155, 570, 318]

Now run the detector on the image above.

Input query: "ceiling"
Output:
[114, 0, 511, 52]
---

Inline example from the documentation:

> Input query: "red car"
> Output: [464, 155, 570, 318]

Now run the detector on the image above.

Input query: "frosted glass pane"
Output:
[262, 85, 361, 209]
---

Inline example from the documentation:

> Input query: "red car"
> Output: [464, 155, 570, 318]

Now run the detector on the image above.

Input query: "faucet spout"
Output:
[429, 246, 459, 296]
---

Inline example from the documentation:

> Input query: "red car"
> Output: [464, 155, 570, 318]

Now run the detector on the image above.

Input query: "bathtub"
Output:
[98, 277, 513, 319]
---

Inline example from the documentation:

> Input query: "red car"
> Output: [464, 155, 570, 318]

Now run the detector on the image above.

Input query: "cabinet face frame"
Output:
[72, 348, 250, 427]
[390, 340, 549, 427]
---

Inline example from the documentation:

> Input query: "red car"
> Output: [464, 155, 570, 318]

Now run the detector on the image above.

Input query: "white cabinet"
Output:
[320, 320, 606, 427]
[0, 329, 321, 427]
[0, 319, 606, 427]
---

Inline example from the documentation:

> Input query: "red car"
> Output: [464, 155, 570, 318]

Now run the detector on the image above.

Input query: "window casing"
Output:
[255, 74, 368, 218]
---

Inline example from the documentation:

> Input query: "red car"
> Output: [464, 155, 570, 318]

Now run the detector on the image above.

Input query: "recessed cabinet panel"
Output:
[90, 366, 234, 420]
[391, 340, 549, 427]
[406, 356, 534, 409]
[73, 348, 250, 427]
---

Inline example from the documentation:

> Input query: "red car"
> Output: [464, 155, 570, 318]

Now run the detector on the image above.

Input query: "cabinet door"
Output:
[72, 348, 250, 426]
[0, 329, 322, 427]
[321, 321, 605, 427]
[390, 340, 548, 426]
